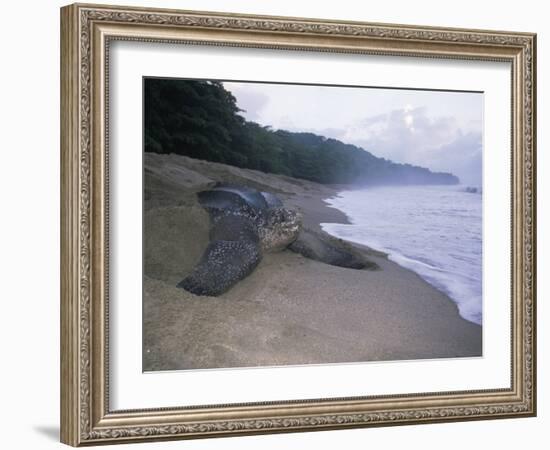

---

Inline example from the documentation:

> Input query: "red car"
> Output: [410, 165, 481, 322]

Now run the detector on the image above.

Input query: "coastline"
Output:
[143, 153, 482, 371]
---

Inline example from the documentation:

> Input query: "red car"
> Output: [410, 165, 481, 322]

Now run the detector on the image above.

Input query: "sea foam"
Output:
[321, 185, 482, 325]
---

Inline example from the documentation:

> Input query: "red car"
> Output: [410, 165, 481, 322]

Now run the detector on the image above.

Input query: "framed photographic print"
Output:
[60, 3, 537, 446]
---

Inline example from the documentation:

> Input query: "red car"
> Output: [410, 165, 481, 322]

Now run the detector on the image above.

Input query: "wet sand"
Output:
[143, 153, 482, 371]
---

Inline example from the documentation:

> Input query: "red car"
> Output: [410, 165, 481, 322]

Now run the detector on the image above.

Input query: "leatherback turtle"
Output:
[177, 183, 376, 297]
[177, 184, 301, 296]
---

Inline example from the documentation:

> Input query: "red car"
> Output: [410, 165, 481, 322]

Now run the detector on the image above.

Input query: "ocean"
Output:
[321, 185, 482, 325]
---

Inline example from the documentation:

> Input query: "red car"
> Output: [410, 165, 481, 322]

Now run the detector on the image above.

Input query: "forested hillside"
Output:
[144, 78, 459, 186]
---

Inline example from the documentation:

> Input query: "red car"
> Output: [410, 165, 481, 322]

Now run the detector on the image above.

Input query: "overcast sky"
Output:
[223, 81, 483, 186]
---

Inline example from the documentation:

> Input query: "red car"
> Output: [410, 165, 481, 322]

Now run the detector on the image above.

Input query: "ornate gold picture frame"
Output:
[60, 3, 536, 446]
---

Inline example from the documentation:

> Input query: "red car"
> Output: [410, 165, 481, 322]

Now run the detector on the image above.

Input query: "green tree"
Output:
[144, 78, 459, 186]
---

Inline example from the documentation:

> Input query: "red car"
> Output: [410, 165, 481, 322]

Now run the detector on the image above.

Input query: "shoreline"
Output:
[291, 186, 472, 318]
[320, 186, 482, 326]
[143, 153, 482, 371]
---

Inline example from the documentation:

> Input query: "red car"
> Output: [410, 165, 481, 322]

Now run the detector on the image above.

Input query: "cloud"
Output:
[226, 85, 269, 121]
[224, 82, 482, 185]
[341, 107, 482, 185]
[433, 131, 482, 186]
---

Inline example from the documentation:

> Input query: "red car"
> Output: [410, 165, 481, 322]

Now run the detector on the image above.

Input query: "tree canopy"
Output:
[144, 78, 459, 186]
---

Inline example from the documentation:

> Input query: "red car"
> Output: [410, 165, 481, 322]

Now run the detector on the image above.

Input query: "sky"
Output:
[223, 81, 483, 186]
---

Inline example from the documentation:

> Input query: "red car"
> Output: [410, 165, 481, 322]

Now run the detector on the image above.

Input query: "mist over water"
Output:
[321, 185, 482, 325]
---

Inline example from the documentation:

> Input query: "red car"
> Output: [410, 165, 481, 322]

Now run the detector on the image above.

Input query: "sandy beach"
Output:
[143, 153, 482, 371]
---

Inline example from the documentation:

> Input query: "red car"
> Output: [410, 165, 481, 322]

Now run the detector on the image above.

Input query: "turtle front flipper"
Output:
[177, 239, 261, 296]
[289, 229, 379, 270]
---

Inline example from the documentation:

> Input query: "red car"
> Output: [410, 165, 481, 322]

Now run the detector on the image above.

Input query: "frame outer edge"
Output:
[61, 2, 537, 445]
[529, 33, 537, 416]
[533, 33, 537, 416]
[61, 4, 81, 447]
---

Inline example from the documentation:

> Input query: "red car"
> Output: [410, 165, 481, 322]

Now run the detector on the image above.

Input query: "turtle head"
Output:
[259, 207, 302, 252]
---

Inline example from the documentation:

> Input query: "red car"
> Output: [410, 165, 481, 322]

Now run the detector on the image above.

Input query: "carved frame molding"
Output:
[60, 3, 536, 446]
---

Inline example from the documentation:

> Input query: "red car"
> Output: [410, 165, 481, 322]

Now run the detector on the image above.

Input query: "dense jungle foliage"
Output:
[144, 78, 459, 185]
